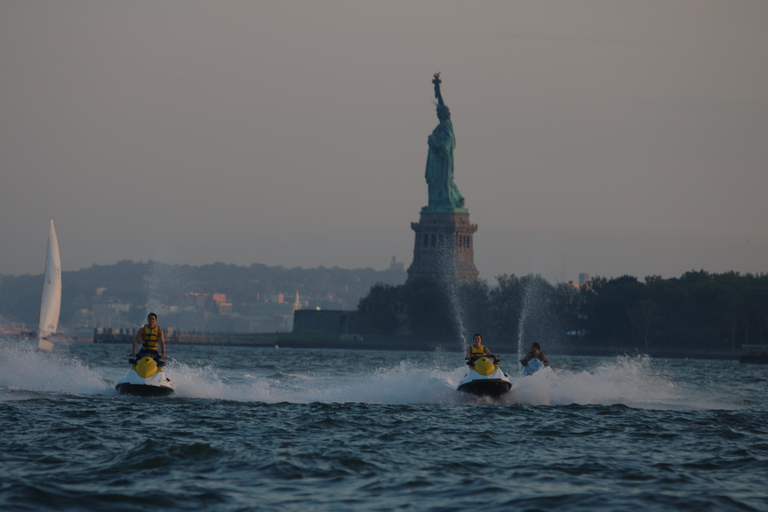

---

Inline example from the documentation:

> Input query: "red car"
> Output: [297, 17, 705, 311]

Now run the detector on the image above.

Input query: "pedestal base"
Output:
[407, 211, 479, 283]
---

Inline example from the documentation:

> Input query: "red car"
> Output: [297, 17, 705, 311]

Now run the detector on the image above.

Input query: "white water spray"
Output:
[435, 250, 468, 351]
[515, 276, 558, 363]
[0, 339, 735, 410]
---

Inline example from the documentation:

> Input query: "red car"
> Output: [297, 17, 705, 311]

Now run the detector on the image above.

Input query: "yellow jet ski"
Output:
[457, 355, 512, 398]
[115, 355, 174, 397]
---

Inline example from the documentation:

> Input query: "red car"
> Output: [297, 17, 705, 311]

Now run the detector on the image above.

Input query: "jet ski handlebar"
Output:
[466, 354, 501, 366]
[128, 355, 166, 366]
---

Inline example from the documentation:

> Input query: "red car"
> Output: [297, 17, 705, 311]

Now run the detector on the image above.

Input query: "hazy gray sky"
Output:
[2, 0, 766, 284]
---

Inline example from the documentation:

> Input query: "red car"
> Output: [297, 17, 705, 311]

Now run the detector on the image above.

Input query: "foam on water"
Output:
[0, 339, 733, 409]
[165, 359, 464, 404]
[507, 356, 683, 408]
[0, 340, 112, 398]
[143, 356, 737, 409]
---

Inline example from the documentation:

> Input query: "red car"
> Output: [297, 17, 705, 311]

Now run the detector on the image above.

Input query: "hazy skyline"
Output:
[2, 1, 766, 284]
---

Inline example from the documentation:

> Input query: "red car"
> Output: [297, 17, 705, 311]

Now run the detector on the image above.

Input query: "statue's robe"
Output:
[425, 116, 464, 210]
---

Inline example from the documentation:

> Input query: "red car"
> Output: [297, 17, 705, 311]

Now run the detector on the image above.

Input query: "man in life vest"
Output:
[520, 342, 549, 367]
[465, 333, 497, 361]
[131, 312, 166, 360]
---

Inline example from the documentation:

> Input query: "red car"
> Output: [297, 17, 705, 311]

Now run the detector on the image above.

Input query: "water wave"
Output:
[0, 340, 733, 410]
[1, 340, 765, 511]
[507, 356, 689, 409]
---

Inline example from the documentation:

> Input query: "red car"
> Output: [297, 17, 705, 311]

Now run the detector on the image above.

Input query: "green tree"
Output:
[401, 277, 455, 341]
[488, 274, 525, 343]
[358, 283, 401, 335]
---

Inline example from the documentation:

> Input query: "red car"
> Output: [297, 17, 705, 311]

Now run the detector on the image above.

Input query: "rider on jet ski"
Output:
[465, 333, 498, 363]
[131, 312, 166, 361]
[520, 342, 549, 368]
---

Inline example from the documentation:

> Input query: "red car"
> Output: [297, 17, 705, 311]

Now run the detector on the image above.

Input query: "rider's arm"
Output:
[158, 329, 166, 358]
[131, 332, 140, 356]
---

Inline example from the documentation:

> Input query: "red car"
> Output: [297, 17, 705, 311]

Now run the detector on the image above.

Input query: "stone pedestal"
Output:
[407, 211, 479, 283]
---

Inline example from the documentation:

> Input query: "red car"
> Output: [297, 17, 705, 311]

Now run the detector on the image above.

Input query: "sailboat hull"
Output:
[38, 339, 55, 352]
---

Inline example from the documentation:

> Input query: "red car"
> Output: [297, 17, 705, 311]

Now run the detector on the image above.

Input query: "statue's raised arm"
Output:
[433, 72, 444, 106]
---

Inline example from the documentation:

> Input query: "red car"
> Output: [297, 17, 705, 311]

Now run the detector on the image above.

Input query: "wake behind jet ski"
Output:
[115, 355, 174, 396]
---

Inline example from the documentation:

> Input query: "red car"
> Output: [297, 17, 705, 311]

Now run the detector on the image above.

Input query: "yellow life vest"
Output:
[470, 344, 486, 357]
[141, 324, 159, 351]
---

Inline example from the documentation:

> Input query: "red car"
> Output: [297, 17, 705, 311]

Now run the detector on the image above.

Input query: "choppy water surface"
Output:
[1, 339, 766, 511]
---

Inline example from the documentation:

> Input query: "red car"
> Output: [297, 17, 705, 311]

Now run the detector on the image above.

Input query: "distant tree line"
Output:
[357, 271, 768, 351]
[0, 260, 406, 329]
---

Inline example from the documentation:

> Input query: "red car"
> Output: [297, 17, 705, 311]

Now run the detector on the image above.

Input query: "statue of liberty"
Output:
[423, 73, 466, 213]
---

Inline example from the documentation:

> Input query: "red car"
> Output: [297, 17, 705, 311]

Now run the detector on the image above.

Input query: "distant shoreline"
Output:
[89, 331, 742, 360]
[187, 338, 742, 360]
[262, 340, 741, 360]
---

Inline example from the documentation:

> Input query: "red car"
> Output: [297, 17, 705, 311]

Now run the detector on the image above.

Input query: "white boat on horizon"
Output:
[37, 220, 61, 352]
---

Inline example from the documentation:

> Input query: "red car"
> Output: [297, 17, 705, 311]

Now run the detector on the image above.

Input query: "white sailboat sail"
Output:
[37, 220, 61, 351]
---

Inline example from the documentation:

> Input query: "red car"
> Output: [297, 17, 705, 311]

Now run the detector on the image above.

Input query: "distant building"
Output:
[293, 291, 302, 311]
[376, 257, 408, 286]
[293, 309, 362, 335]
[218, 302, 233, 316]
[245, 301, 294, 332]
[579, 273, 590, 285]
[92, 302, 131, 329]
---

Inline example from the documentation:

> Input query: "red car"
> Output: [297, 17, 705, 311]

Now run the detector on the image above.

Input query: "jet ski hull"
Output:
[457, 379, 512, 398]
[115, 356, 174, 397]
[458, 356, 512, 398]
[522, 358, 545, 376]
[116, 382, 174, 397]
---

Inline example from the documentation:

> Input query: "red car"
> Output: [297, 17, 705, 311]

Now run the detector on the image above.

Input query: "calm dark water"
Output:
[1, 339, 767, 511]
